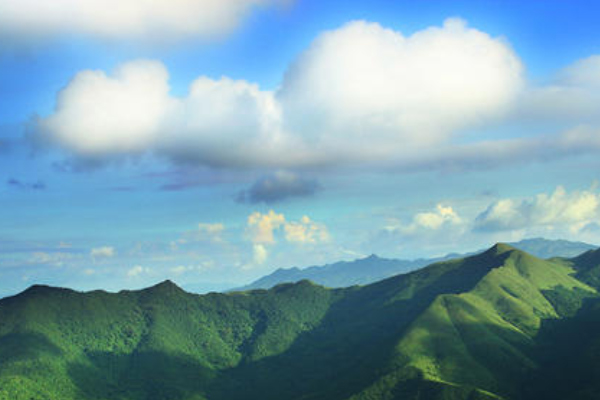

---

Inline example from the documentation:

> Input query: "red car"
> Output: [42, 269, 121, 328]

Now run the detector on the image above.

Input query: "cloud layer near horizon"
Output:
[35, 18, 544, 170]
[0, 0, 285, 42]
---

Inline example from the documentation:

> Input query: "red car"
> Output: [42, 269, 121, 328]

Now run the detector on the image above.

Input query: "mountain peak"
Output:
[22, 284, 73, 296]
[487, 242, 517, 255]
[144, 280, 185, 294]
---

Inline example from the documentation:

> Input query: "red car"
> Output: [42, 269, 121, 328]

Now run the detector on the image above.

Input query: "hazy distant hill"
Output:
[239, 237, 596, 290]
[235, 254, 433, 291]
[506, 237, 595, 258]
[2, 244, 600, 399]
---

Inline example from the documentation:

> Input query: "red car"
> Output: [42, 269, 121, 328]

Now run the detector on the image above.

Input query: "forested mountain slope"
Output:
[2, 244, 600, 400]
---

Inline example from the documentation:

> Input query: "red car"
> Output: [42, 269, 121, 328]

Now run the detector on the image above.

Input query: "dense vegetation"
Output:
[2, 243, 600, 399]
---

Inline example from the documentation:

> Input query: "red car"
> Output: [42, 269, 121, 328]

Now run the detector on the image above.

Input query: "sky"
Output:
[1, 0, 600, 297]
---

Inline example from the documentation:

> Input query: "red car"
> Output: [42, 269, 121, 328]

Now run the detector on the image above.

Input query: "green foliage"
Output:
[1, 244, 600, 399]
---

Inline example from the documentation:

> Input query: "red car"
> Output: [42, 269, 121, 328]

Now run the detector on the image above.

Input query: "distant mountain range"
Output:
[237, 237, 596, 290]
[3, 244, 600, 399]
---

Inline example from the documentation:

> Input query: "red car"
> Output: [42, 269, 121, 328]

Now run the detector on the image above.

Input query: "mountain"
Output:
[238, 237, 597, 290]
[236, 254, 434, 291]
[2, 244, 600, 399]
[507, 237, 596, 259]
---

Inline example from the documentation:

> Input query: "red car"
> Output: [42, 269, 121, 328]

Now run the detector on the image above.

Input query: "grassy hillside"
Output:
[1, 244, 600, 400]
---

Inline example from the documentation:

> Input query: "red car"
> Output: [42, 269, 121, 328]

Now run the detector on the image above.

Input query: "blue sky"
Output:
[1, 0, 600, 297]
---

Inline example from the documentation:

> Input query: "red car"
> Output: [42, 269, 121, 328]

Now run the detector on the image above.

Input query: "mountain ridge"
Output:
[2, 243, 600, 399]
[237, 237, 597, 291]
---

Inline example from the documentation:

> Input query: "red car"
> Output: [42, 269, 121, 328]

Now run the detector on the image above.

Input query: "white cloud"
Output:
[389, 204, 463, 236]
[90, 246, 116, 259]
[170, 262, 214, 275]
[0, 0, 286, 42]
[28, 251, 75, 266]
[36, 61, 293, 167]
[172, 223, 228, 253]
[247, 210, 286, 244]
[284, 215, 330, 243]
[245, 211, 330, 265]
[246, 210, 330, 245]
[182, 223, 226, 243]
[127, 265, 149, 277]
[170, 266, 189, 275]
[278, 18, 523, 161]
[252, 244, 269, 265]
[368, 204, 466, 258]
[38, 60, 174, 157]
[475, 186, 600, 233]
[198, 223, 225, 239]
[35, 18, 528, 169]
[412, 205, 462, 231]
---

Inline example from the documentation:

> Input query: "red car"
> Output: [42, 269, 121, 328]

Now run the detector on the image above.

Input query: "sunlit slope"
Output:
[350, 244, 596, 400]
[0, 244, 598, 400]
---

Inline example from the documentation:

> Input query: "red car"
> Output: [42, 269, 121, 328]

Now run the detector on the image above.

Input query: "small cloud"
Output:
[28, 251, 74, 266]
[198, 223, 225, 237]
[395, 204, 462, 235]
[127, 265, 149, 278]
[7, 178, 46, 190]
[90, 246, 116, 259]
[371, 204, 464, 253]
[170, 265, 190, 275]
[177, 223, 226, 246]
[252, 244, 269, 265]
[170, 261, 216, 276]
[284, 215, 330, 244]
[245, 210, 330, 266]
[247, 210, 286, 244]
[237, 171, 321, 204]
[246, 210, 330, 245]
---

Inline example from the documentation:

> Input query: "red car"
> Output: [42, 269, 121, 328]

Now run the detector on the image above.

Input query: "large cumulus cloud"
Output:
[34, 18, 572, 170]
[278, 18, 523, 161]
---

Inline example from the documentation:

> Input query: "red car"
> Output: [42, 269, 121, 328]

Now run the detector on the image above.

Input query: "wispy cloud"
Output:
[90, 246, 116, 260]
[6, 178, 46, 190]
[0, 0, 288, 43]
[127, 265, 149, 278]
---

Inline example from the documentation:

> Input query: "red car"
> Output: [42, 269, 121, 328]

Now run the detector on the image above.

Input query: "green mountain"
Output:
[2, 244, 600, 400]
[238, 237, 596, 290]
